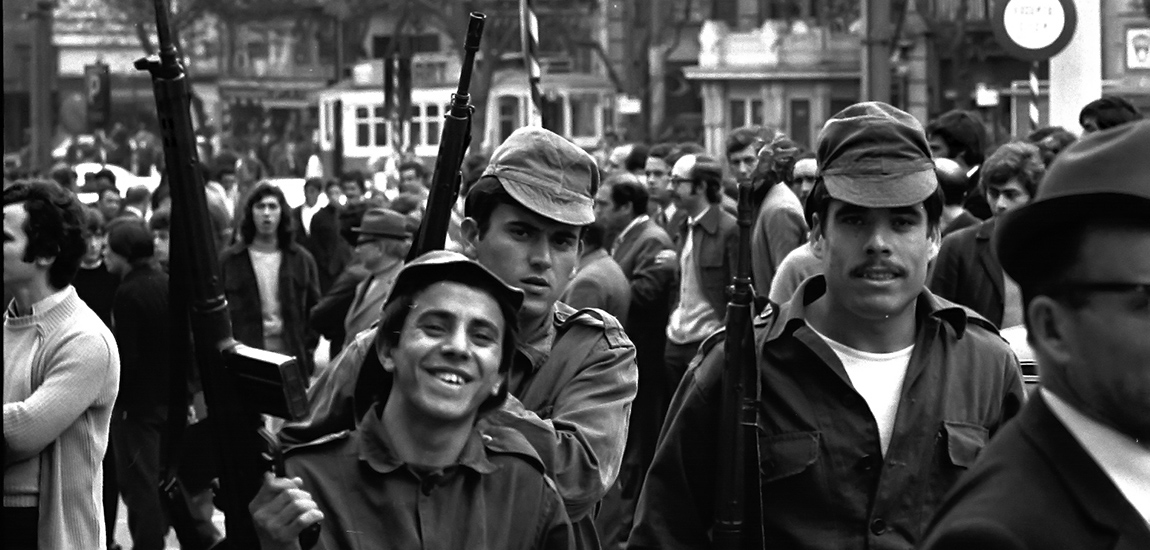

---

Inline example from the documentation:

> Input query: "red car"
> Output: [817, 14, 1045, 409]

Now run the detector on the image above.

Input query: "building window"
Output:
[729, 98, 764, 129]
[354, 105, 389, 147]
[569, 93, 599, 138]
[498, 96, 521, 144]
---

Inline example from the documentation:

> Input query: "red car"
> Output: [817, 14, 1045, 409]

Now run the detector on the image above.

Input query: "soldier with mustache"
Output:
[630, 102, 1026, 550]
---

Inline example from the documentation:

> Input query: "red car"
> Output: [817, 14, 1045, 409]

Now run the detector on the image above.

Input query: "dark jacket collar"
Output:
[1022, 394, 1150, 537]
[975, 216, 997, 241]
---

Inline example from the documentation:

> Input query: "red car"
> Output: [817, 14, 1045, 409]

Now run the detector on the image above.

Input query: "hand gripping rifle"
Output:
[712, 182, 763, 549]
[135, 0, 317, 547]
[407, 12, 485, 260]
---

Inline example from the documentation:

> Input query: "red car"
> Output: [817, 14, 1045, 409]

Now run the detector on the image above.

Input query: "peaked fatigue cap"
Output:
[385, 249, 524, 315]
[816, 101, 938, 208]
[996, 120, 1150, 282]
[481, 127, 598, 226]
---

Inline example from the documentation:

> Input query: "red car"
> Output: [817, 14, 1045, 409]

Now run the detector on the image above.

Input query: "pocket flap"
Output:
[760, 431, 820, 482]
[942, 421, 988, 468]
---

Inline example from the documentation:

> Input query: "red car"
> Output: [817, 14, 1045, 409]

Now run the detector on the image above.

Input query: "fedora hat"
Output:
[996, 120, 1150, 282]
[353, 208, 412, 240]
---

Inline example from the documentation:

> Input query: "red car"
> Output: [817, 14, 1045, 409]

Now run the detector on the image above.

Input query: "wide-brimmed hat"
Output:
[480, 127, 598, 226]
[385, 249, 524, 314]
[996, 120, 1150, 282]
[816, 101, 938, 208]
[353, 208, 413, 240]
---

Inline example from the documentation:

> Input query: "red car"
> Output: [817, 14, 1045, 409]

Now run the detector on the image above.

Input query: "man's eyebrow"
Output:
[890, 205, 925, 217]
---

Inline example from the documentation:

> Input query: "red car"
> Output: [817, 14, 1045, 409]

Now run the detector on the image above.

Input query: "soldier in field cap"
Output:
[280, 126, 637, 549]
[922, 120, 1150, 550]
[631, 102, 1025, 550]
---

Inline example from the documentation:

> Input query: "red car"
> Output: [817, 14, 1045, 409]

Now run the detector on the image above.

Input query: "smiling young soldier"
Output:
[629, 102, 1025, 550]
[279, 127, 637, 549]
[250, 250, 573, 549]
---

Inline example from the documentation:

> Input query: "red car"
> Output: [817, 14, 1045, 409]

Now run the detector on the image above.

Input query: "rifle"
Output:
[135, 0, 316, 547]
[407, 12, 485, 260]
[712, 182, 763, 549]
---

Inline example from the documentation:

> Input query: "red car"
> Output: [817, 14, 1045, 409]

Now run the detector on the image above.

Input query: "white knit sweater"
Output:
[4, 286, 120, 549]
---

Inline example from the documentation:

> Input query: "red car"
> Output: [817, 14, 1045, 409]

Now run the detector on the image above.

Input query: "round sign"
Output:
[992, 0, 1077, 61]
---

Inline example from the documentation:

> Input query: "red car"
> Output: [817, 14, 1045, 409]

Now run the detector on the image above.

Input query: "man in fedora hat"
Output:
[630, 102, 1025, 550]
[921, 121, 1150, 549]
[341, 208, 413, 348]
[250, 251, 574, 549]
[280, 126, 637, 549]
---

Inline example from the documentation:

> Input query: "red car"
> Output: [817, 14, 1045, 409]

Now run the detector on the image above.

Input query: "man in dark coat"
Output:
[930, 141, 1045, 329]
[920, 120, 1150, 550]
[220, 182, 320, 376]
[293, 177, 351, 294]
[104, 217, 171, 549]
[560, 221, 630, 324]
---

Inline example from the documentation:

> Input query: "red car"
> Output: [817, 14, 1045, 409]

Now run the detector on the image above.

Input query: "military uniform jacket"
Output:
[285, 403, 573, 549]
[630, 276, 1026, 550]
[280, 302, 637, 547]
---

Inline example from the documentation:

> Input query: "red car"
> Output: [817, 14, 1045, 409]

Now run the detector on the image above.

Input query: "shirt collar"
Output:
[689, 206, 711, 227]
[516, 305, 560, 372]
[1042, 389, 1150, 524]
[766, 275, 974, 343]
[357, 403, 496, 476]
[618, 215, 649, 241]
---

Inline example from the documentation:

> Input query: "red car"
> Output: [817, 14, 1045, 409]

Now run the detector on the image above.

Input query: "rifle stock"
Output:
[713, 182, 761, 549]
[136, 0, 315, 547]
[407, 12, 485, 260]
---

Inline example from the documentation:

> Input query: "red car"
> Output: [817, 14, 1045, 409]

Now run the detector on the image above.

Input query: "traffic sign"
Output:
[991, 0, 1077, 61]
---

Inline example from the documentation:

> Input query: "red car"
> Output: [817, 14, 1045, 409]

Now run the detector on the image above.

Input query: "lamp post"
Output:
[27, 0, 57, 174]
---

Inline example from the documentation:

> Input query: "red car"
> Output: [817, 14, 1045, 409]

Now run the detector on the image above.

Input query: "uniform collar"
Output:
[766, 275, 975, 343]
[357, 403, 496, 476]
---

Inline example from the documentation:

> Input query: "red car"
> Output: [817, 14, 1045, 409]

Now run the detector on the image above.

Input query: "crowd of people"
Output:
[4, 93, 1148, 550]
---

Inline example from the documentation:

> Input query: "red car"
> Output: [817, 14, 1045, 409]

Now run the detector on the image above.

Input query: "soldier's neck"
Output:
[381, 392, 474, 469]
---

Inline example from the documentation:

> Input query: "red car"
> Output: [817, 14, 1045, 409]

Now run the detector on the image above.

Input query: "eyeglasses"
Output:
[1050, 281, 1150, 310]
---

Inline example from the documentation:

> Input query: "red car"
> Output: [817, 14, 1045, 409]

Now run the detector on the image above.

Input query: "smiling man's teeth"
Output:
[862, 272, 895, 280]
[435, 372, 465, 385]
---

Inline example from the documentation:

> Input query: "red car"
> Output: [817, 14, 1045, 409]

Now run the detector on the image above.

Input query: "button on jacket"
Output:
[286, 403, 573, 549]
[630, 276, 1026, 550]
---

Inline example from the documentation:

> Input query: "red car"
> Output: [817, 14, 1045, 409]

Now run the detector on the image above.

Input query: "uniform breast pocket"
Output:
[930, 421, 988, 501]
[759, 431, 820, 485]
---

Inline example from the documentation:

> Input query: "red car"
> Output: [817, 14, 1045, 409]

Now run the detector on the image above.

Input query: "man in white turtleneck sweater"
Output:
[3, 180, 121, 550]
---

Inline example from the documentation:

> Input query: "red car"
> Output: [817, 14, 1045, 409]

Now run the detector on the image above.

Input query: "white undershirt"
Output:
[810, 326, 913, 455]
[1043, 389, 1150, 528]
[249, 248, 285, 353]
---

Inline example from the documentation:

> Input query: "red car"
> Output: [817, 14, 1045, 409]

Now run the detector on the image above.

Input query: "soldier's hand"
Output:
[250, 472, 324, 550]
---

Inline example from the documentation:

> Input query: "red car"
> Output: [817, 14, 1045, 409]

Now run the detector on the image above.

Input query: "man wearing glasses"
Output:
[921, 120, 1150, 549]
[663, 153, 738, 403]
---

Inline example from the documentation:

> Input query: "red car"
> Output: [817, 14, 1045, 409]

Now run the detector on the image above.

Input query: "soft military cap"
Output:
[816, 101, 938, 208]
[481, 127, 599, 226]
[385, 249, 524, 315]
[996, 120, 1150, 282]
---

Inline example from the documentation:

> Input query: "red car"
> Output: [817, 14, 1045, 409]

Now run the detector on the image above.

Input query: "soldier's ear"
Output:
[809, 216, 825, 258]
[460, 217, 480, 253]
[928, 226, 942, 261]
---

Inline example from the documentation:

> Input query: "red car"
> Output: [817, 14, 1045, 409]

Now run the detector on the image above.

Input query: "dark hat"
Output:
[481, 127, 598, 226]
[106, 218, 154, 263]
[353, 208, 412, 240]
[816, 101, 938, 208]
[385, 250, 524, 314]
[996, 120, 1150, 281]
